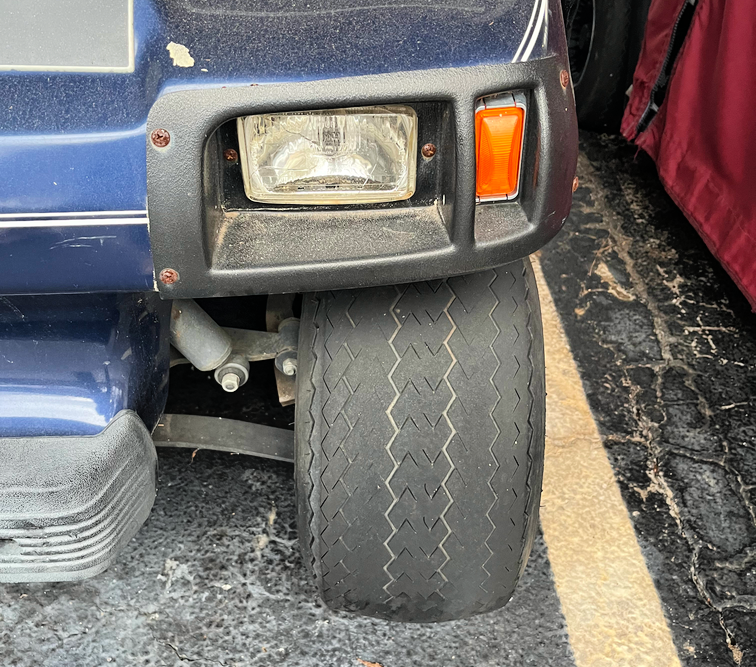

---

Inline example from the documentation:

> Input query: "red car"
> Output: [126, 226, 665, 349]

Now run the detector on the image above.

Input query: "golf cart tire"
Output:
[568, 0, 633, 132]
[295, 260, 545, 622]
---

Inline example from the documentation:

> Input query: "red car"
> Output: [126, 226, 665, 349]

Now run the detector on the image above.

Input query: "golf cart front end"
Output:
[0, 0, 577, 621]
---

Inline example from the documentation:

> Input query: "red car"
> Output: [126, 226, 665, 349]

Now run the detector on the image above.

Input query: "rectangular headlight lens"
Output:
[236, 105, 417, 205]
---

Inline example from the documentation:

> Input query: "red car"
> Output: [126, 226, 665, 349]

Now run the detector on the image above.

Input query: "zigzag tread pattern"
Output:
[296, 260, 545, 622]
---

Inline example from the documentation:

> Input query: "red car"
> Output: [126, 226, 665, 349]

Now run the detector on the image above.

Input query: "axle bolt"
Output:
[224, 148, 239, 162]
[220, 372, 241, 393]
[560, 69, 570, 89]
[214, 355, 249, 392]
[282, 358, 297, 376]
[151, 128, 171, 148]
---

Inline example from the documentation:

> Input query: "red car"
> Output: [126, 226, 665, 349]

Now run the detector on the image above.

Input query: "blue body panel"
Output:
[0, 218, 153, 295]
[0, 128, 148, 214]
[0, 292, 170, 437]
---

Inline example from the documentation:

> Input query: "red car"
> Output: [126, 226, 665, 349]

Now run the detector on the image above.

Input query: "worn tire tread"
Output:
[295, 260, 545, 622]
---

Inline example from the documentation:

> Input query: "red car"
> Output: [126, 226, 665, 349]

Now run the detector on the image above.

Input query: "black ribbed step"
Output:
[0, 411, 156, 583]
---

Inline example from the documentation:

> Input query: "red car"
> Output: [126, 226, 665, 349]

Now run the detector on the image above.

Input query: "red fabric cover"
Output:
[622, 0, 756, 310]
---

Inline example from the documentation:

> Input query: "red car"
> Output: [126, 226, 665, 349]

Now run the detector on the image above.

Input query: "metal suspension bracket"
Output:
[153, 414, 294, 463]
[169, 299, 300, 393]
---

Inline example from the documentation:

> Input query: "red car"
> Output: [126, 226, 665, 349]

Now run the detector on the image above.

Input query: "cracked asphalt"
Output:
[539, 133, 756, 665]
[1, 132, 754, 666]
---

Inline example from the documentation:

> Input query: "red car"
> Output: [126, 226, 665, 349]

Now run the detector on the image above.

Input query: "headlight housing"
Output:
[237, 105, 418, 205]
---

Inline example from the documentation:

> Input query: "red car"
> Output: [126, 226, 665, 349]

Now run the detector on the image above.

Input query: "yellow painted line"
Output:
[533, 255, 682, 667]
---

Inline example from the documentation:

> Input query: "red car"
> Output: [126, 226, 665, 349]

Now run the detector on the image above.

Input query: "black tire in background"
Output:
[295, 261, 545, 622]
[564, 0, 634, 132]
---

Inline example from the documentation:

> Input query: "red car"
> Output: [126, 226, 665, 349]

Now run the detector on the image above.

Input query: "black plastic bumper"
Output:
[147, 55, 578, 299]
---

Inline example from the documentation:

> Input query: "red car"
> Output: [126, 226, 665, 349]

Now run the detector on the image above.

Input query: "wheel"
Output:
[564, 0, 634, 132]
[295, 260, 545, 622]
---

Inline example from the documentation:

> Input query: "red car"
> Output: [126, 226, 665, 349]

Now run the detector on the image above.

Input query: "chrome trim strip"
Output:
[521, 0, 548, 63]
[512, 0, 548, 63]
[512, 0, 540, 63]
[0, 211, 148, 229]
[0, 210, 147, 220]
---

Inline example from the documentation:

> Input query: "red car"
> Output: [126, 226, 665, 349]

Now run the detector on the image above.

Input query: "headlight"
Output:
[236, 105, 418, 205]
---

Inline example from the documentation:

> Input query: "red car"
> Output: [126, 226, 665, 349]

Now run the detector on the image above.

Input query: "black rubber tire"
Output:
[566, 0, 633, 132]
[295, 260, 545, 622]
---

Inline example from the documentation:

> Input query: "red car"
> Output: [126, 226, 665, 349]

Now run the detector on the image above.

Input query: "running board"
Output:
[0, 412, 292, 584]
[153, 414, 294, 463]
[0, 411, 156, 583]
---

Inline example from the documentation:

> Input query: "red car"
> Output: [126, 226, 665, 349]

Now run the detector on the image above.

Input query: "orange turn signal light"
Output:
[475, 105, 525, 199]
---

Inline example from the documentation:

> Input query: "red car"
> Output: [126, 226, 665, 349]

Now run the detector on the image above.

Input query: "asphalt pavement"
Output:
[540, 134, 756, 665]
[1, 133, 755, 666]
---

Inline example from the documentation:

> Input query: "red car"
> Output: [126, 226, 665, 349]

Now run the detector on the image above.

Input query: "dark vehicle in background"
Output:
[0, 0, 578, 622]
[563, 0, 653, 131]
